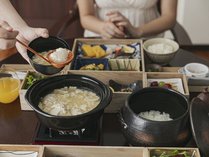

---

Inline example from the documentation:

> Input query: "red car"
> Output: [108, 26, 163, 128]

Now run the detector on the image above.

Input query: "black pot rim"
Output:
[25, 74, 112, 119]
[125, 87, 189, 123]
[27, 36, 70, 67]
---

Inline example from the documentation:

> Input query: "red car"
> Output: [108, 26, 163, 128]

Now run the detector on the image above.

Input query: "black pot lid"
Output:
[190, 97, 209, 157]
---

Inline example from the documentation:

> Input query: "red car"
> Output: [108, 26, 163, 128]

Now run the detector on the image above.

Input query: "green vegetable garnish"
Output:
[25, 74, 45, 88]
[152, 149, 191, 157]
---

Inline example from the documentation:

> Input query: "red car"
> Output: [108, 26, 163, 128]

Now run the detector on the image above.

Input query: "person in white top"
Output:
[0, 0, 49, 61]
[77, 0, 177, 39]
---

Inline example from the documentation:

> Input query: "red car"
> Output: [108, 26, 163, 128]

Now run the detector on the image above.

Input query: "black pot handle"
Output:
[117, 112, 128, 129]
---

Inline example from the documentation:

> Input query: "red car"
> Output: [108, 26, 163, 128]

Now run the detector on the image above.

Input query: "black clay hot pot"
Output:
[25, 74, 112, 130]
[119, 87, 191, 146]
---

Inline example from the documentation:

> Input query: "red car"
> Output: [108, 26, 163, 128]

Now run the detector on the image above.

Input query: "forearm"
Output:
[137, 16, 176, 37]
[80, 15, 104, 35]
[0, 0, 28, 31]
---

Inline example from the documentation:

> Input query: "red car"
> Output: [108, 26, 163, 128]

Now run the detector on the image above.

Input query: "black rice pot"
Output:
[119, 87, 191, 146]
[25, 74, 112, 130]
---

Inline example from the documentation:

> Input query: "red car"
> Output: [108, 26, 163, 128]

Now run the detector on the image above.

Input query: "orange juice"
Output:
[0, 77, 20, 104]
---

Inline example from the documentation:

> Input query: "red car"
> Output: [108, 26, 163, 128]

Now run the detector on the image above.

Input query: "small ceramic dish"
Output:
[147, 78, 185, 94]
[109, 80, 141, 92]
[184, 63, 209, 78]
[178, 63, 209, 86]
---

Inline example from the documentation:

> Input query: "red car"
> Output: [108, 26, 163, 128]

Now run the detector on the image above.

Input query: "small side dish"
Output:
[25, 73, 45, 89]
[82, 44, 106, 58]
[109, 79, 141, 92]
[150, 81, 173, 89]
[151, 149, 196, 157]
[148, 78, 185, 94]
[184, 63, 209, 78]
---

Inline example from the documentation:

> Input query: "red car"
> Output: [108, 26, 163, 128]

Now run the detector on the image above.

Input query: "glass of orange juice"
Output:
[0, 68, 20, 104]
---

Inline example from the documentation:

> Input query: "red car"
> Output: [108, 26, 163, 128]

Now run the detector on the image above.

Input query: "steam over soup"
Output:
[38, 86, 100, 116]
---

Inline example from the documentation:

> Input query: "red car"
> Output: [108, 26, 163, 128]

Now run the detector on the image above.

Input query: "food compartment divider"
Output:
[67, 38, 145, 72]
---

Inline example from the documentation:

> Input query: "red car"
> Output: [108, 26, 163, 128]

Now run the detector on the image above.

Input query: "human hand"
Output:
[0, 20, 18, 50]
[100, 20, 125, 39]
[107, 11, 143, 38]
[16, 26, 49, 62]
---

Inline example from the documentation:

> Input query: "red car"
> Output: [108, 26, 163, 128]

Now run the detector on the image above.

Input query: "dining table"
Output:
[0, 38, 209, 147]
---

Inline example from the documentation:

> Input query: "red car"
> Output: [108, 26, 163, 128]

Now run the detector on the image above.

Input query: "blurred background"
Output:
[10, 0, 83, 39]
[10, 0, 209, 45]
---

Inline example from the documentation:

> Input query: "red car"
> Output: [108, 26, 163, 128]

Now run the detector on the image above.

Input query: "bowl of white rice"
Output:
[27, 36, 71, 75]
[119, 87, 191, 147]
[143, 38, 179, 64]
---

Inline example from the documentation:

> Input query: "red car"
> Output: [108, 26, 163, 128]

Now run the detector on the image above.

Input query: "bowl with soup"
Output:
[27, 36, 71, 75]
[25, 74, 112, 130]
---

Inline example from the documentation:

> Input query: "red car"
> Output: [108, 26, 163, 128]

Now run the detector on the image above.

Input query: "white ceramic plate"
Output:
[147, 78, 185, 94]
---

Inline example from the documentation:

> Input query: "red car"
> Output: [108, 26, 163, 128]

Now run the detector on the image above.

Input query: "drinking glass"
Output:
[0, 68, 20, 104]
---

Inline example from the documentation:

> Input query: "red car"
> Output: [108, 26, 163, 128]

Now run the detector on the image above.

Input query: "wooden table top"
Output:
[0, 40, 209, 145]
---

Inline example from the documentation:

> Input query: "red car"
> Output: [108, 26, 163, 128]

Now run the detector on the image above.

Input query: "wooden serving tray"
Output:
[144, 72, 190, 97]
[0, 144, 43, 157]
[0, 64, 206, 111]
[0, 145, 201, 157]
[1, 64, 33, 72]
[69, 38, 145, 72]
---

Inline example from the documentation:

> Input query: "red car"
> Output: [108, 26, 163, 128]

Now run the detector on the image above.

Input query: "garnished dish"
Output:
[72, 42, 141, 71]
[80, 43, 139, 59]
[25, 73, 45, 89]
[39, 86, 100, 116]
[151, 149, 196, 157]
[148, 78, 185, 94]
[32, 48, 71, 65]
[150, 81, 173, 89]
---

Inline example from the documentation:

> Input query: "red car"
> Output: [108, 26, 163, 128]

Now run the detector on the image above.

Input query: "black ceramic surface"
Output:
[190, 97, 209, 157]
[27, 36, 70, 75]
[25, 74, 112, 130]
[119, 87, 191, 146]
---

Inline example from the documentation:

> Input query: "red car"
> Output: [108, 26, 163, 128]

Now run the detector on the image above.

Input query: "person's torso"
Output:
[85, 0, 160, 37]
